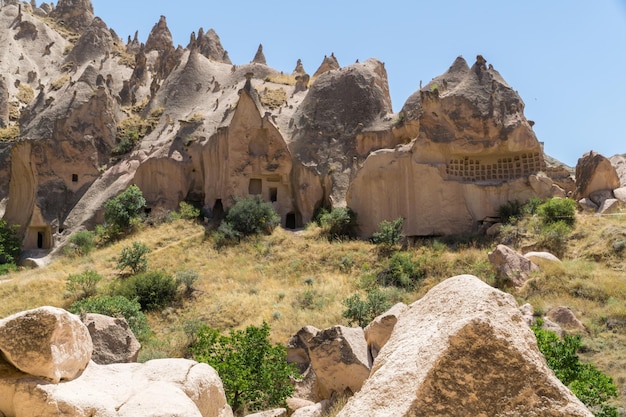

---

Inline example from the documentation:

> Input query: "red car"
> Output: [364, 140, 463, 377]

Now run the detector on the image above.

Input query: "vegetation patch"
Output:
[258, 87, 287, 109]
[0, 125, 20, 142]
[264, 73, 297, 86]
[50, 73, 70, 91]
[17, 84, 34, 104]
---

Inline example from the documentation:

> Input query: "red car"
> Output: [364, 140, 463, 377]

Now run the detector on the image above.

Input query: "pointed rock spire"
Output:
[187, 27, 231, 64]
[251, 44, 266, 65]
[49, 0, 94, 32]
[145, 16, 174, 53]
[292, 58, 306, 76]
[313, 52, 340, 77]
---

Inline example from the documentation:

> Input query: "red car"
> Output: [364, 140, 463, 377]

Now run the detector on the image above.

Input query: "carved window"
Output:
[249, 178, 262, 195]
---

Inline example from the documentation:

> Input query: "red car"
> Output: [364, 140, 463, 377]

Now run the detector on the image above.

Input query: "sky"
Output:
[89, 0, 626, 167]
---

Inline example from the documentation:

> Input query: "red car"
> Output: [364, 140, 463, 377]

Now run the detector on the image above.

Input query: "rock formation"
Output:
[188, 27, 232, 64]
[252, 43, 267, 65]
[312, 53, 340, 77]
[82, 313, 141, 364]
[336, 275, 593, 416]
[575, 151, 620, 199]
[488, 244, 539, 287]
[363, 302, 406, 360]
[49, 0, 95, 33]
[66, 17, 116, 65]
[145, 15, 174, 53]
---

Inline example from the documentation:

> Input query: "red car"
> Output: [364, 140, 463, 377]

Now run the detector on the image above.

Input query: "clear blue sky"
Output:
[90, 0, 626, 167]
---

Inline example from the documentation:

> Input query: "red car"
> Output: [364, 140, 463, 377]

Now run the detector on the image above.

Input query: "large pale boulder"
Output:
[0, 306, 92, 382]
[0, 358, 233, 417]
[336, 275, 593, 417]
[609, 154, 626, 186]
[523, 251, 562, 266]
[488, 244, 539, 287]
[363, 302, 407, 360]
[82, 313, 141, 364]
[575, 151, 620, 199]
[245, 409, 286, 417]
[546, 306, 586, 333]
[308, 326, 371, 400]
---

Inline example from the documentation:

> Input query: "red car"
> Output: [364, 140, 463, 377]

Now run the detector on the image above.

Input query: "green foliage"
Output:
[175, 269, 199, 297]
[342, 289, 392, 327]
[532, 320, 618, 416]
[191, 322, 298, 415]
[318, 207, 358, 241]
[224, 196, 280, 237]
[536, 221, 573, 258]
[69, 295, 150, 340]
[0, 263, 17, 275]
[117, 241, 150, 275]
[371, 217, 404, 248]
[212, 221, 243, 249]
[66, 269, 102, 300]
[538, 198, 577, 226]
[115, 270, 178, 311]
[104, 185, 146, 233]
[377, 252, 425, 290]
[66, 230, 96, 256]
[178, 201, 201, 220]
[0, 219, 20, 266]
[498, 200, 524, 224]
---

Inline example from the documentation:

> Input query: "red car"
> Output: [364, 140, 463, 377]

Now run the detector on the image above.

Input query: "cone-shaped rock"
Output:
[50, 0, 94, 32]
[251, 43, 266, 65]
[188, 27, 231, 64]
[312, 53, 340, 77]
[145, 15, 174, 53]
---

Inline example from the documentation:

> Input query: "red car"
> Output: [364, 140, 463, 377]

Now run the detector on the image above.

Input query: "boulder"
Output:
[363, 302, 407, 360]
[286, 398, 315, 413]
[245, 409, 287, 417]
[0, 358, 233, 417]
[0, 306, 92, 382]
[308, 326, 371, 400]
[336, 275, 593, 417]
[614, 187, 626, 203]
[546, 306, 586, 333]
[598, 198, 622, 215]
[578, 197, 598, 213]
[291, 401, 328, 417]
[488, 244, 539, 287]
[286, 325, 319, 373]
[575, 151, 620, 199]
[82, 313, 141, 365]
[589, 189, 615, 206]
[523, 251, 562, 266]
[519, 303, 535, 326]
[609, 154, 626, 186]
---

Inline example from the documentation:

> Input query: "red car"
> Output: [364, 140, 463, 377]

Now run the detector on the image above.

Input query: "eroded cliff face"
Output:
[0, 3, 571, 255]
[347, 56, 551, 237]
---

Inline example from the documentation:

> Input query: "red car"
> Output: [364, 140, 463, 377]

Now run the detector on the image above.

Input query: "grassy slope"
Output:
[0, 213, 624, 411]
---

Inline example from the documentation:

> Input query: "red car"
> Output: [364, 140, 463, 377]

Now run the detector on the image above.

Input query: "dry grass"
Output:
[0, 125, 20, 142]
[258, 87, 287, 109]
[264, 73, 297, 86]
[1, 211, 625, 409]
[17, 84, 34, 104]
[50, 74, 70, 91]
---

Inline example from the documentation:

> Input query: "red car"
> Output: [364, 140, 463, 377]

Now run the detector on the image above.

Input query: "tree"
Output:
[104, 185, 146, 232]
[116, 241, 150, 275]
[191, 322, 298, 415]
[225, 195, 280, 237]
[0, 219, 20, 266]
[318, 207, 358, 241]
[371, 217, 404, 250]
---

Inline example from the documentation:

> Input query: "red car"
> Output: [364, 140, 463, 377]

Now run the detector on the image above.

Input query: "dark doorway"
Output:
[269, 187, 278, 202]
[213, 199, 224, 221]
[37, 232, 44, 249]
[286, 212, 296, 229]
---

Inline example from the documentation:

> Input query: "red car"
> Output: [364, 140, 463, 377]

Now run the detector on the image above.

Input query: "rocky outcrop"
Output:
[610, 154, 626, 186]
[488, 244, 539, 287]
[363, 302, 407, 360]
[336, 275, 593, 417]
[308, 325, 371, 400]
[312, 53, 340, 77]
[188, 27, 232, 64]
[348, 56, 551, 237]
[575, 151, 620, 199]
[287, 325, 319, 373]
[252, 44, 267, 65]
[0, 76, 8, 128]
[82, 313, 141, 365]
[66, 17, 115, 65]
[0, 307, 92, 382]
[49, 0, 95, 33]
[546, 306, 586, 333]
[145, 16, 174, 53]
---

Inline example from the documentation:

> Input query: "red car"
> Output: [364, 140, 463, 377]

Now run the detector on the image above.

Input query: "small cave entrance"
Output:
[212, 199, 224, 221]
[269, 187, 278, 203]
[285, 211, 302, 230]
[26, 226, 52, 250]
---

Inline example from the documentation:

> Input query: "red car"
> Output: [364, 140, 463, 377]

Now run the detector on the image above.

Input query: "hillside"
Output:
[1, 209, 625, 413]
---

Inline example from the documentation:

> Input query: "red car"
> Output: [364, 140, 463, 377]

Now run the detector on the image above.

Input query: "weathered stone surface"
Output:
[614, 186, 626, 203]
[308, 326, 371, 400]
[312, 53, 340, 77]
[286, 398, 315, 413]
[578, 197, 599, 212]
[188, 27, 231, 64]
[519, 303, 535, 326]
[245, 409, 287, 417]
[286, 325, 319, 373]
[546, 306, 586, 333]
[524, 251, 562, 266]
[575, 151, 620, 199]
[598, 198, 622, 215]
[336, 275, 593, 417]
[290, 401, 328, 417]
[488, 244, 539, 287]
[363, 302, 407, 360]
[348, 56, 550, 237]
[49, 0, 94, 32]
[610, 154, 626, 186]
[66, 17, 115, 65]
[589, 189, 615, 206]
[0, 306, 92, 382]
[82, 313, 140, 365]
[251, 44, 267, 65]
[145, 16, 174, 53]
[0, 358, 233, 417]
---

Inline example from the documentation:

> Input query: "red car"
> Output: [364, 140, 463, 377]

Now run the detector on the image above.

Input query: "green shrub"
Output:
[0, 219, 20, 266]
[532, 319, 618, 416]
[191, 322, 298, 414]
[342, 289, 392, 327]
[66, 230, 96, 256]
[178, 201, 201, 220]
[212, 221, 243, 249]
[117, 241, 150, 275]
[115, 270, 177, 311]
[371, 217, 404, 248]
[537, 198, 576, 226]
[104, 185, 146, 233]
[318, 207, 357, 240]
[224, 195, 280, 237]
[377, 252, 425, 290]
[498, 200, 524, 224]
[69, 295, 150, 340]
[523, 197, 543, 215]
[536, 221, 572, 258]
[66, 269, 102, 300]
[175, 269, 199, 297]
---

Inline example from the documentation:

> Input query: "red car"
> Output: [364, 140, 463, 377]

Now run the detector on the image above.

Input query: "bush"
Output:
[115, 270, 178, 311]
[377, 252, 425, 290]
[66, 230, 96, 256]
[117, 241, 150, 275]
[224, 195, 280, 237]
[318, 207, 357, 240]
[212, 221, 243, 249]
[0, 219, 20, 266]
[532, 320, 618, 416]
[104, 185, 146, 233]
[66, 269, 102, 300]
[178, 201, 201, 220]
[342, 289, 392, 327]
[371, 217, 404, 248]
[191, 322, 298, 414]
[536, 221, 572, 258]
[498, 200, 524, 224]
[175, 269, 199, 297]
[537, 198, 576, 226]
[69, 295, 150, 340]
